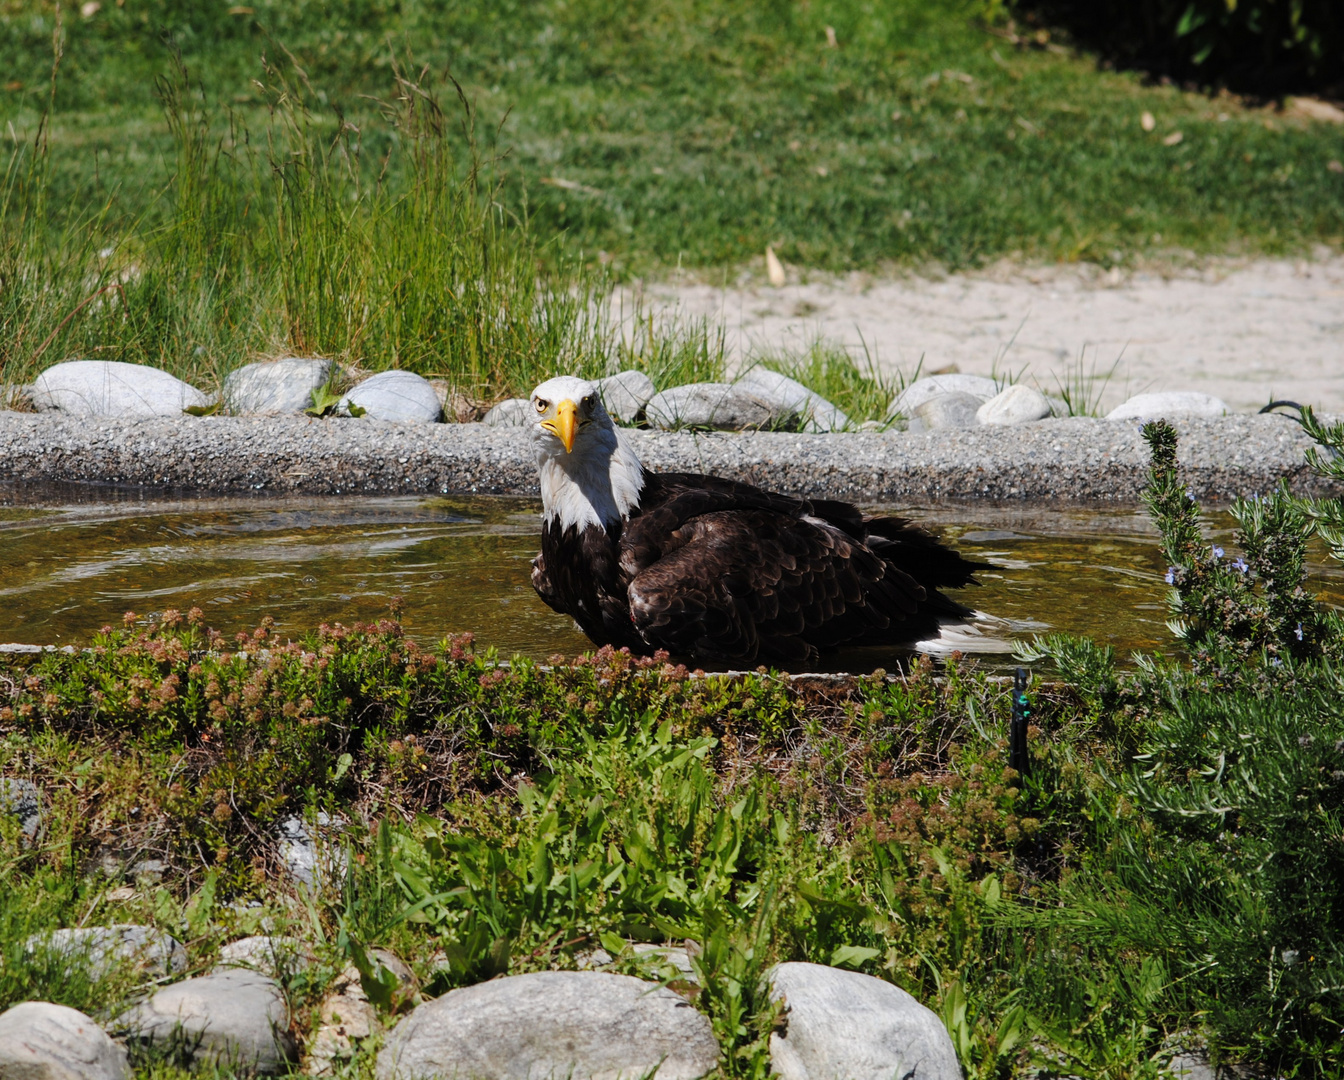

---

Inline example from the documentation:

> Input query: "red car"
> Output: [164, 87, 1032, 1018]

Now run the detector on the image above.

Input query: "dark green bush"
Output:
[1014, 0, 1344, 93]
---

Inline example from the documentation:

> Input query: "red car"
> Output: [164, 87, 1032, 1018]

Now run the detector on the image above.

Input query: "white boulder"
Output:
[341, 371, 442, 423]
[31, 360, 209, 418]
[375, 971, 718, 1080]
[1105, 391, 1229, 421]
[734, 368, 849, 432]
[216, 936, 314, 979]
[117, 969, 297, 1074]
[482, 398, 535, 427]
[223, 357, 335, 415]
[976, 384, 1052, 426]
[885, 374, 999, 421]
[768, 962, 961, 1080]
[25, 925, 186, 982]
[644, 382, 785, 430]
[907, 392, 983, 431]
[597, 370, 656, 424]
[0, 1002, 129, 1080]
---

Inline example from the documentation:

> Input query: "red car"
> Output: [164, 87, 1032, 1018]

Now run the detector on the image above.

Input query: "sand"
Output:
[629, 252, 1344, 414]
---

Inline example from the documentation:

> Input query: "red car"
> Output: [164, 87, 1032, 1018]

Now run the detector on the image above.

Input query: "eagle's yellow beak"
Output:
[542, 398, 579, 453]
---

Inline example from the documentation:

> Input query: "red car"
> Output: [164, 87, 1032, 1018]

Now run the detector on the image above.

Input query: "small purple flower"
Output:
[1295, 623, 1304, 641]
[1212, 546, 1224, 559]
[1186, 489, 1196, 502]
[1233, 557, 1248, 573]
[1165, 568, 1176, 585]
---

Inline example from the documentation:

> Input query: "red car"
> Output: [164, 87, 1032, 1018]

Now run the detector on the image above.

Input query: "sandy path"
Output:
[631, 254, 1344, 414]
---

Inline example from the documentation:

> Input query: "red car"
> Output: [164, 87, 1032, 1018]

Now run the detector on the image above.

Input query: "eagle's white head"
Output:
[529, 375, 644, 532]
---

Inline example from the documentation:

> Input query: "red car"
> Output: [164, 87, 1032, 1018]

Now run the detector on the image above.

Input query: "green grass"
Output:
[2, 0, 1342, 401]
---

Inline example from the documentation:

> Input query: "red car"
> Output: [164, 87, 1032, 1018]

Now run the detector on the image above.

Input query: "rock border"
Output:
[0, 412, 1338, 504]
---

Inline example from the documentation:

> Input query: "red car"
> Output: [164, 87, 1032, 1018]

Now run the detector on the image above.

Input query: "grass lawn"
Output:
[4, 0, 1343, 276]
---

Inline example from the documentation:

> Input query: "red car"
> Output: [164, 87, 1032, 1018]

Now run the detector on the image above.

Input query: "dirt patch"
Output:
[633, 253, 1344, 414]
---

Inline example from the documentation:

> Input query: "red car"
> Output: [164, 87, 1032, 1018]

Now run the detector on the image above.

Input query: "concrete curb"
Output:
[0, 411, 1338, 504]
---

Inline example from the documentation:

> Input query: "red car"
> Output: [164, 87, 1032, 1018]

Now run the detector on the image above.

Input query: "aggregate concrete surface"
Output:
[1, 411, 1338, 504]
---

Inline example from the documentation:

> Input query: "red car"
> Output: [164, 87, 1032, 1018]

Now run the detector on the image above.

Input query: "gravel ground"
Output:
[0, 411, 1339, 504]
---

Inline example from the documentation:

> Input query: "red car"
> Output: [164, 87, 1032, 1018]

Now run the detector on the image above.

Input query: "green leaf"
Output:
[183, 400, 222, 416]
[830, 944, 881, 969]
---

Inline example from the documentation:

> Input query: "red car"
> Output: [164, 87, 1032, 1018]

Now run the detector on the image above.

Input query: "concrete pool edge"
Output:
[0, 411, 1339, 503]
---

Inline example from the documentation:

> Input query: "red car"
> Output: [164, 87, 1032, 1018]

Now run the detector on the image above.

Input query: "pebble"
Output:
[24, 925, 187, 982]
[0, 777, 43, 841]
[733, 368, 849, 432]
[885, 374, 999, 421]
[977, 384, 1053, 426]
[30, 360, 209, 419]
[482, 398, 534, 427]
[0, 1001, 129, 1080]
[644, 381, 785, 430]
[1105, 390, 1230, 421]
[341, 371, 443, 424]
[375, 971, 718, 1080]
[596, 370, 656, 424]
[116, 969, 297, 1074]
[908, 391, 983, 431]
[223, 357, 335, 415]
[768, 962, 960, 1080]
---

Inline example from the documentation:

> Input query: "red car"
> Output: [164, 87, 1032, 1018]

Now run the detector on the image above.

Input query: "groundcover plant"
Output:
[2, 415, 1344, 1077]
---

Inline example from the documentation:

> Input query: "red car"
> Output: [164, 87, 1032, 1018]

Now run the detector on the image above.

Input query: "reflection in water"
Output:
[2, 486, 1341, 669]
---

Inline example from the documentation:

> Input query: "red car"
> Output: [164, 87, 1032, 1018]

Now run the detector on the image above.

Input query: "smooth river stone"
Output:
[734, 367, 849, 432]
[596, 370, 656, 424]
[768, 962, 960, 1080]
[117, 969, 297, 1074]
[976, 383, 1052, 426]
[223, 357, 335, 415]
[0, 1002, 129, 1080]
[31, 360, 209, 418]
[1105, 390, 1230, 421]
[341, 370, 443, 423]
[375, 971, 719, 1080]
[24, 925, 186, 982]
[907, 391, 984, 431]
[885, 373, 999, 421]
[482, 397, 534, 427]
[644, 381, 785, 430]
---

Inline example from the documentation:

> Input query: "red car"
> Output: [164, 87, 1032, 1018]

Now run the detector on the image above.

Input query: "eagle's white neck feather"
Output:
[529, 377, 644, 532]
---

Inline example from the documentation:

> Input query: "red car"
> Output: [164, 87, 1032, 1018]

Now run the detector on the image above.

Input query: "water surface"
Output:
[3, 485, 1341, 668]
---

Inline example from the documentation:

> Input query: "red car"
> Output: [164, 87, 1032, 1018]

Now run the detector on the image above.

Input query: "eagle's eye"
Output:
[582, 395, 593, 409]
[534, 398, 548, 413]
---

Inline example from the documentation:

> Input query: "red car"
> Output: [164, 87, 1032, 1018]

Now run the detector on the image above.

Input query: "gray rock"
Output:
[216, 936, 314, 979]
[341, 371, 443, 424]
[482, 398, 535, 428]
[1105, 391, 1230, 421]
[375, 971, 718, 1080]
[734, 368, 849, 433]
[597, 370, 656, 425]
[0, 777, 42, 841]
[631, 943, 698, 979]
[308, 951, 417, 1076]
[885, 374, 999, 421]
[0, 1001, 130, 1080]
[645, 382, 788, 431]
[908, 392, 984, 431]
[976, 384, 1052, 426]
[30, 361, 209, 419]
[25, 925, 186, 982]
[1166, 1049, 1216, 1080]
[277, 812, 347, 888]
[117, 969, 296, 1074]
[768, 962, 960, 1080]
[223, 357, 335, 415]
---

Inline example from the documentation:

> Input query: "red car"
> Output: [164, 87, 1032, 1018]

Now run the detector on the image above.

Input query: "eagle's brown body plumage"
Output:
[531, 469, 986, 664]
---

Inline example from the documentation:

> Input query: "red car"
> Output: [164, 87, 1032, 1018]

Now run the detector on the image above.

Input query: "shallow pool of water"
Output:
[2, 484, 1341, 668]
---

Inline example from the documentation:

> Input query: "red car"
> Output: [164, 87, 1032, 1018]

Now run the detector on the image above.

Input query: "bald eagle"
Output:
[527, 376, 990, 665]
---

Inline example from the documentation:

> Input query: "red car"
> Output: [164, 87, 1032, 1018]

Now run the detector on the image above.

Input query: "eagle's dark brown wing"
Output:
[621, 496, 929, 664]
